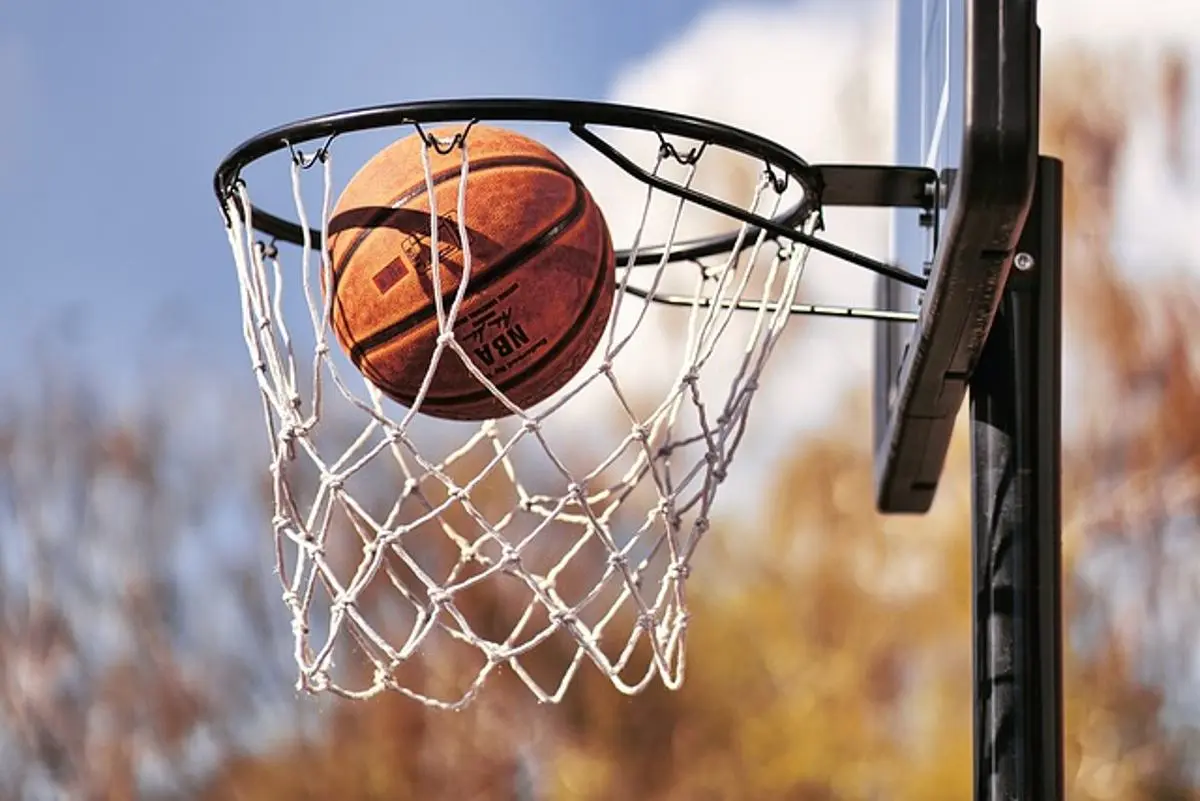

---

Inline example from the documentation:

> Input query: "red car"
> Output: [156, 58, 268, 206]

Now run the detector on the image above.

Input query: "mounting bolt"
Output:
[1014, 252, 1036, 272]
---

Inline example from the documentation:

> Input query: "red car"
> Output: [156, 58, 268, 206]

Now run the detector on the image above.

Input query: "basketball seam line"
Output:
[329, 154, 574, 278]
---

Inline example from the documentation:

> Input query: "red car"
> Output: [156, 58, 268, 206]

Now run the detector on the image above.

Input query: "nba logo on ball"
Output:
[398, 216, 465, 279]
[372, 217, 465, 295]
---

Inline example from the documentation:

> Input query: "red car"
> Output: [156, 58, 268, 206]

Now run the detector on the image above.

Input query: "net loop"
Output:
[763, 161, 788, 194]
[285, 135, 337, 169]
[655, 132, 707, 166]
[412, 119, 479, 154]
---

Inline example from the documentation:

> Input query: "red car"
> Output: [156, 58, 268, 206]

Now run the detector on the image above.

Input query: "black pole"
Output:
[970, 155, 1063, 801]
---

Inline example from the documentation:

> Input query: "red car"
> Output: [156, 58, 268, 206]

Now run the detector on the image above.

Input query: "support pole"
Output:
[969, 155, 1064, 801]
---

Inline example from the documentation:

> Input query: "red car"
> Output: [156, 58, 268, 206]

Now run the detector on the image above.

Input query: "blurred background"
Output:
[4, 0, 1200, 798]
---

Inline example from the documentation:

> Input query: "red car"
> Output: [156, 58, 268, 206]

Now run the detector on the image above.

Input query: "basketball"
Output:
[325, 125, 616, 420]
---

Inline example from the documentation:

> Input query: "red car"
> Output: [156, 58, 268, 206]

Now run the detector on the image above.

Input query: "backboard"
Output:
[874, 0, 1041, 513]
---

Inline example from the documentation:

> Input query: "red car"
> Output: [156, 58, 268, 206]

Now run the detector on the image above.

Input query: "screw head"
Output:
[1014, 252, 1036, 272]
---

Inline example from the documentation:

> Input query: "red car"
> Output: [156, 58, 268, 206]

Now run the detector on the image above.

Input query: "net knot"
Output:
[666, 562, 690, 581]
[279, 423, 307, 446]
[287, 613, 308, 636]
[480, 643, 506, 665]
[631, 423, 650, 443]
[500, 546, 522, 571]
[372, 664, 394, 688]
[305, 671, 330, 693]
[329, 598, 350, 618]
[681, 369, 700, 387]
[636, 612, 658, 631]
[428, 589, 452, 609]
[323, 473, 345, 492]
[606, 552, 628, 570]
[436, 331, 456, 346]
[549, 608, 577, 626]
[566, 482, 585, 501]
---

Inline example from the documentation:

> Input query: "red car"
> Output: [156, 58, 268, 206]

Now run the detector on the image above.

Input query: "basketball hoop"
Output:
[213, 98, 933, 709]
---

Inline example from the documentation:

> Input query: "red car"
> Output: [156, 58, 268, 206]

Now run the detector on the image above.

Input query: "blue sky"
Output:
[1, 0, 765, 390]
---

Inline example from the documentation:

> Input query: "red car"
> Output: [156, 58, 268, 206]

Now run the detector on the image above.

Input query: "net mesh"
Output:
[219, 125, 819, 709]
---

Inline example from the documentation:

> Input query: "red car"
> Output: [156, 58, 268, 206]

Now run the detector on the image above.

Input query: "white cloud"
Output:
[541, 1, 897, 503]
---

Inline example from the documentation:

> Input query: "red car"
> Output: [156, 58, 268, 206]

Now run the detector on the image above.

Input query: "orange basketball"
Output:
[325, 125, 616, 420]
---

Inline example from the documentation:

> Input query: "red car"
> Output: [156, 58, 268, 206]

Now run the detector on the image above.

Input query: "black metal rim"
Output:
[213, 97, 824, 268]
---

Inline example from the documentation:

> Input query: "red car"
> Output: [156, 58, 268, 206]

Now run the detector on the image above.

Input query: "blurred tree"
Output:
[0, 367, 297, 800]
[1044, 44, 1200, 779]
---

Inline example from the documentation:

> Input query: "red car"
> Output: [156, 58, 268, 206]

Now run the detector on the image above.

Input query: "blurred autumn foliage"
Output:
[4, 41, 1200, 801]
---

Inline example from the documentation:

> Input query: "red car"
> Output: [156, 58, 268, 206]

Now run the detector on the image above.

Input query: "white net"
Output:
[219, 125, 819, 709]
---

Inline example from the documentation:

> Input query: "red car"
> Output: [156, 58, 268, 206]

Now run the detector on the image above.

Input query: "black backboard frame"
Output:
[874, 0, 1041, 513]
